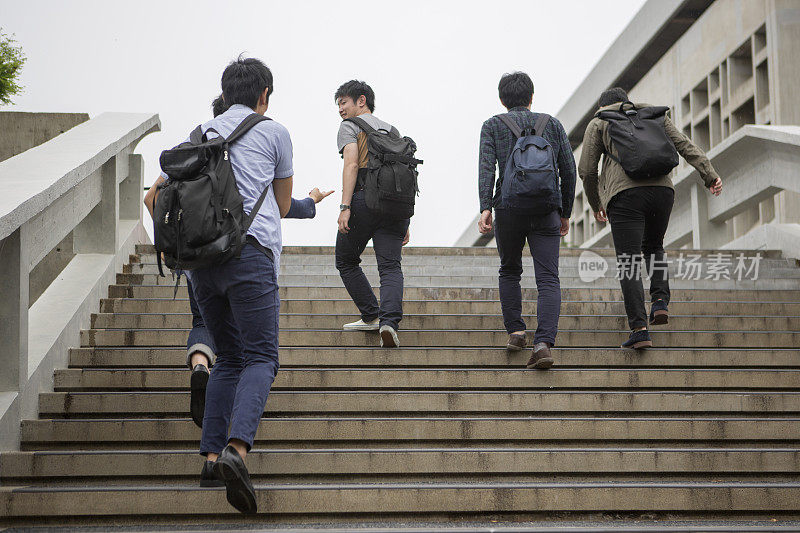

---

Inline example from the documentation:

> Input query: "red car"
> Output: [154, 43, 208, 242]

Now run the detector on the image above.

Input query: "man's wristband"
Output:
[339, 204, 351, 212]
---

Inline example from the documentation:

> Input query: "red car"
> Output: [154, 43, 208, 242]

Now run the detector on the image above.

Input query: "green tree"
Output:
[0, 28, 26, 106]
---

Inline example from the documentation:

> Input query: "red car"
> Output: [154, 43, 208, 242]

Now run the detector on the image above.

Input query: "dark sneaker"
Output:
[506, 333, 527, 352]
[526, 342, 554, 369]
[200, 460, 223, 487]
[621, 329, 653, 350]
[190, 364, 209, 428]
[213, 445, 257, 514]
[649, 299, 669, 325]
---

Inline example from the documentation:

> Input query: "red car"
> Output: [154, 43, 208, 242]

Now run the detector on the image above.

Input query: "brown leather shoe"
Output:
[506, 333, 527, 351]
[526, 342, 554, 369]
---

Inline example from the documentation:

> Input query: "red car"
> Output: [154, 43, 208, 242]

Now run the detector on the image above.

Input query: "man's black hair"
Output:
[498, 72, 534, 109]
[221, 55, 273, 110]
[212, 94, 229, 118]
[598, 87, 629, 108]
[334, 80, 375, 112]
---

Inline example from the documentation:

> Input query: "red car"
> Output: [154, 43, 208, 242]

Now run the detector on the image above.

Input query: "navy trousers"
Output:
[494, 208, 562, 346]
[182, 196, 312, 368]
[190, 243, 280, 454]
[185, 275, 216, 367]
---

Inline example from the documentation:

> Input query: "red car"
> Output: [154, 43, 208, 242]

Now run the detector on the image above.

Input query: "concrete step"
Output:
[115, 273, 800, 290]
[133, 243, 787, 258]
[3, 481, 800, 518]
[123, 258, 799, 277]
[37, 391, 800, 417]
[108, 285, 800, 302]
[99, 297, 800, 316]
[21, 417, 800, 448]
[3, 448, 799, 480]
[90, 312, 800, 332]
[68, 347, 800, 369]
[131, 250, 794, 262]
[79, 328, 800, 348]
[129, 248, 793, 265]
[52, 368, 800, 391]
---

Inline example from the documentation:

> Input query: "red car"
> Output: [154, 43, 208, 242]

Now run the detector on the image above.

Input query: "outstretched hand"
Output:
[309, 187, 335, 203]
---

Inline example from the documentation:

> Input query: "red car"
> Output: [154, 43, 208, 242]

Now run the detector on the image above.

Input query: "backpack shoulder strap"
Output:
[223, 114, 273, 232]
[497, 114, 523, 139]
[243, 180, 273, 233]
[533, 113, 551, 136]
[189, 125, 203, 145]
[344, 116, 377, 134]
[226, 113, 271, 144]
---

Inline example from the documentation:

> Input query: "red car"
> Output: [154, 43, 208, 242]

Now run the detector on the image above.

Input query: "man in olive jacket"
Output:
[579, 87, 723, 350]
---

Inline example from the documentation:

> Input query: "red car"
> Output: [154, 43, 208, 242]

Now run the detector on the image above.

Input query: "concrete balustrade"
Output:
[0, 112, 159, 450]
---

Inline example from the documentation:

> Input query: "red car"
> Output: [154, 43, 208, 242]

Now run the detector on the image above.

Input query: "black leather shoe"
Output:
[213, 445, 257, 514]
[190, 364, 209, 428]
[200, 460, 223, 487]
[621, 329, 653, 350]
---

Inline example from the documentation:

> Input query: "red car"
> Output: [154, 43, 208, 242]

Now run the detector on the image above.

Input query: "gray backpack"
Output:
[498, 113, 562, 214]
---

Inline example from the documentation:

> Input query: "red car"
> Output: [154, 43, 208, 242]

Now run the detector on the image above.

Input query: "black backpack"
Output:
[153, 113, 270, 275]
[596, 101, 679, 180]
[345, 116, 423, 219]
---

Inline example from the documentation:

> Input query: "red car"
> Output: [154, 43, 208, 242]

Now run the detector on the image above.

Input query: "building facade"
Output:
[457, 0, 800, 258]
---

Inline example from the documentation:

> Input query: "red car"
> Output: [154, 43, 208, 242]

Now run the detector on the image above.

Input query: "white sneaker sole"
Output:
[343, 323, 380, 331]
[380, 328, 399, 348]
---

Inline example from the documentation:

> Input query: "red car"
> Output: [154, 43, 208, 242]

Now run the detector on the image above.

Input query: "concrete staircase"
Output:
[2, 244, 800, 527]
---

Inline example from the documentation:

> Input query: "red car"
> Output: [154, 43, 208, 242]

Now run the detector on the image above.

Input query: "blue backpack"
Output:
[498, 113, 562, 213]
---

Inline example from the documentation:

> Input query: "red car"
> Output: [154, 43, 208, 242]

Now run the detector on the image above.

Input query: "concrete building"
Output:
[456, 0, 800, 258]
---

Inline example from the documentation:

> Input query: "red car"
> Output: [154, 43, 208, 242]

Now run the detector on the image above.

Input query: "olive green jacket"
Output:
[578, 102, 720, 212]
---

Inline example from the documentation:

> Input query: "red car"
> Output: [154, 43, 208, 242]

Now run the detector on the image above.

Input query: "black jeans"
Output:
[335, 191, 410, 330]
[494, 208, 562, 346]
[606, 186, 675, 330]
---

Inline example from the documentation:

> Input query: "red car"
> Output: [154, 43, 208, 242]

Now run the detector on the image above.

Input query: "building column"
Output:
[691, 182, 728, 249]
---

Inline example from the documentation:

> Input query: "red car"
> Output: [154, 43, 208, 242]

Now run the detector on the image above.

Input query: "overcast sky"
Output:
[2, 0, 646, 246]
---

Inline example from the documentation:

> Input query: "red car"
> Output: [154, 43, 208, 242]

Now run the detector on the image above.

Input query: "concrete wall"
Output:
[0, 111, 89, 163]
